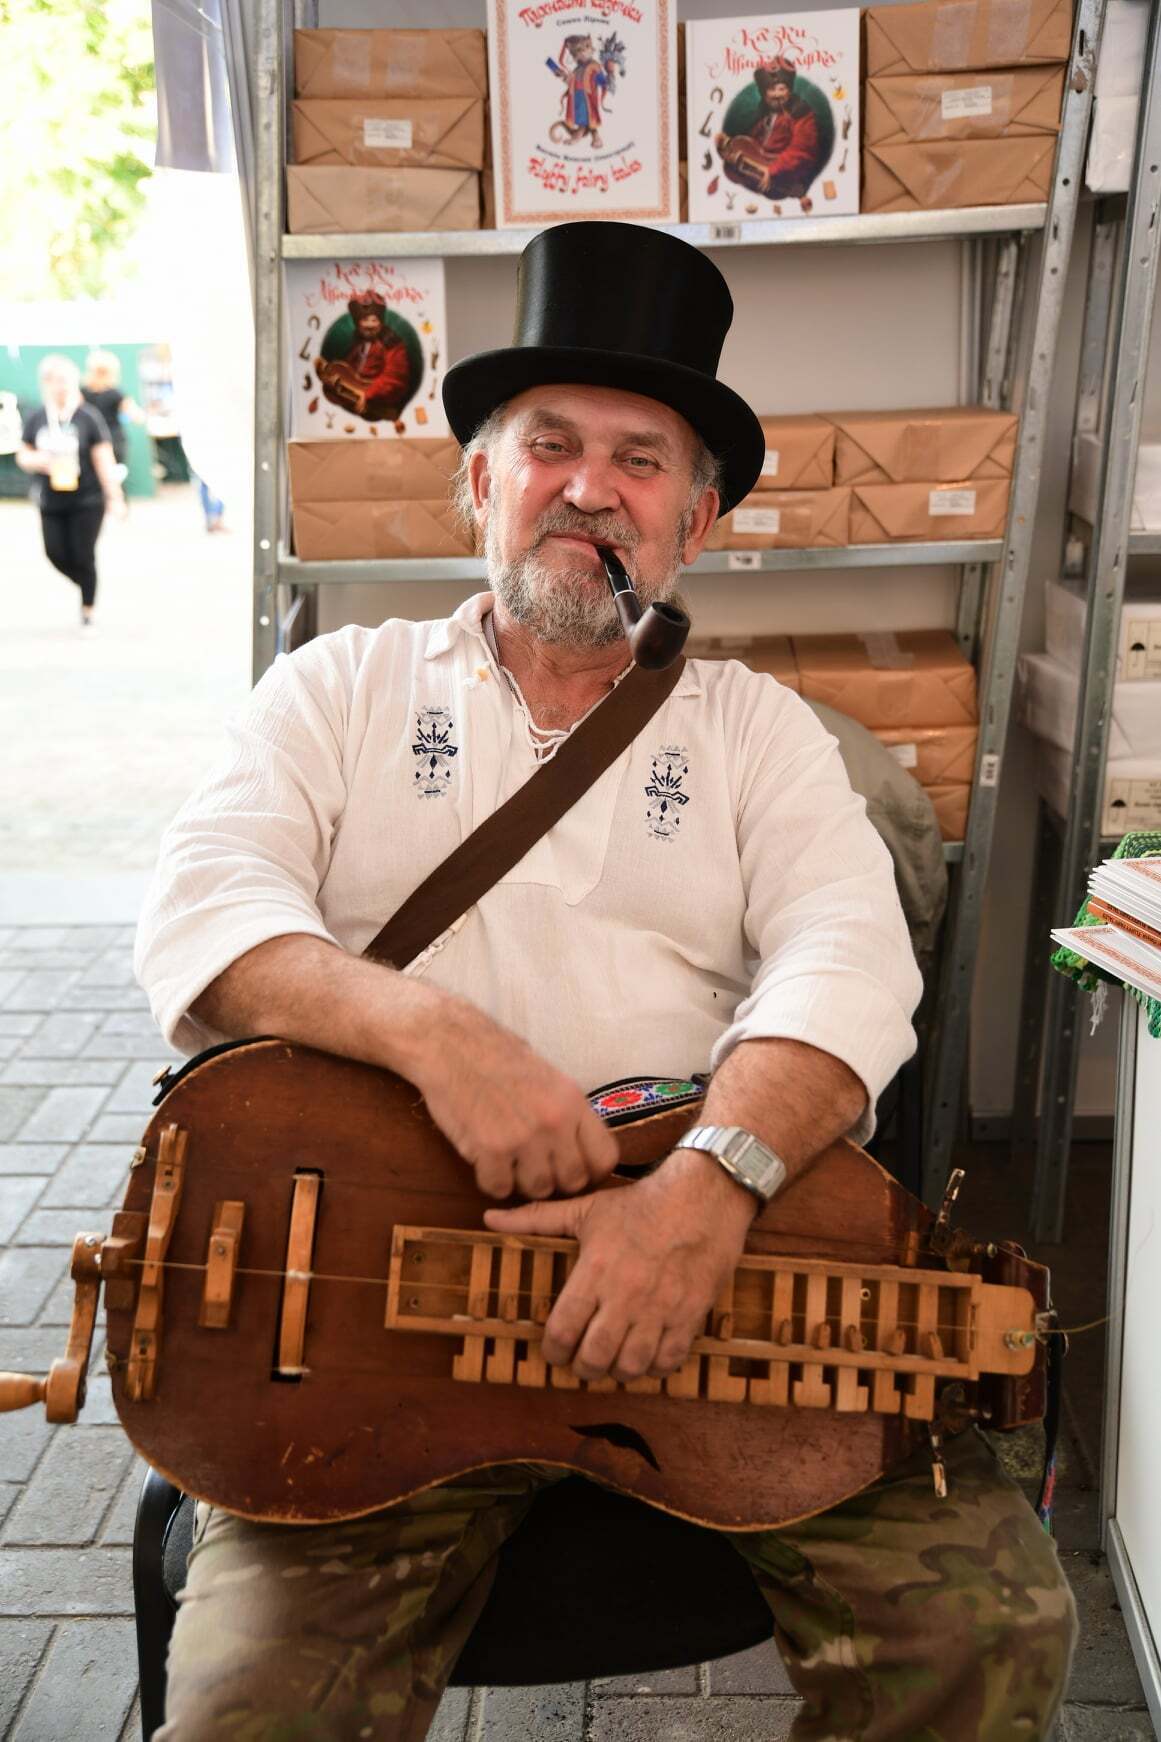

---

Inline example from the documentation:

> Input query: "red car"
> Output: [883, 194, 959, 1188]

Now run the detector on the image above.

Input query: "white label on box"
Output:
[888, 742, 919, 770]
[710, 223, 741, 243]
[727, 551, 762, 570]
[761, 450, 781, 479]
[1125, 620, 1161, 680]
[364, 118, 413, 150]
[733, 508, 781, 535]
[980, 752, 1001, 787]
[1104, 778, 1161, 831]
[929, 488, 978, 517]
[941, 85, 993, 120]
[861, 631, 913, 670]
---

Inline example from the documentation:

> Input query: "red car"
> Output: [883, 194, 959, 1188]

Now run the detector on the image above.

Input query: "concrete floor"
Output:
[0, 489, 1155, 1739]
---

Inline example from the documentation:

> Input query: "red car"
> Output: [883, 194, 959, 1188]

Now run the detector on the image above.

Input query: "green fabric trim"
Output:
[1049, 830, 1161, 1038]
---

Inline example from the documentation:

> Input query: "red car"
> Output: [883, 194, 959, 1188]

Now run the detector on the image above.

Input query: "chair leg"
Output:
[133, 1466, 183, 1741]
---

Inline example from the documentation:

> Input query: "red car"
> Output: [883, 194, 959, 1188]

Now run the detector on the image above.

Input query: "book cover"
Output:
[686, 11, 860, 223]
[486, 0, 679, 227]
[286, 258, 449, 439]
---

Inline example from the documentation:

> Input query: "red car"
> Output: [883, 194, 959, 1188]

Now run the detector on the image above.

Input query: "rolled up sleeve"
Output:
[710, 692, 922, 1142]
[134, 643, 352, 1055]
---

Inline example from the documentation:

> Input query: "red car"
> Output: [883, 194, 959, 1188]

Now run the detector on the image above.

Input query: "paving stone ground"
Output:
[0, 927, 1155, 1741]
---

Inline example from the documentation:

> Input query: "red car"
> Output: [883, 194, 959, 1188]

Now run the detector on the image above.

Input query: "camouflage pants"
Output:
[158, 1429, 1076, 1741]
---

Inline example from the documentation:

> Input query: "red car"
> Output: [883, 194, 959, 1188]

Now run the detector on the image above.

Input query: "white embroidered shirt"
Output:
[135, 592, 922, 1138]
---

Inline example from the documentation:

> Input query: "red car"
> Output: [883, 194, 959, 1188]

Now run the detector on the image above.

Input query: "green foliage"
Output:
[0, 0, 156, 301]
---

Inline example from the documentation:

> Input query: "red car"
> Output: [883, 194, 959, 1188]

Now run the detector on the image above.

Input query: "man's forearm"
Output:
[190, 934, 448, 1081]
[699, 1037, 867, 1182]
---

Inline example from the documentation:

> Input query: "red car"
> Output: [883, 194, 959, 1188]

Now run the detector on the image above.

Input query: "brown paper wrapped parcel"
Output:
[687, 635, 800, 691]
[829, 408, 1017, 486]
[292, 98, 486, 171]
[864, 0, 1072, 76]
[752, 416, 836, 490]
[793, 630, 978, 729]
[862, 133, 1056, 210]
[874, 724, 979, 785]
[706, 488, 850, 550]
[865, 66, 1065, 145]
[849, 478, 1011, 543]
[289, 439, 460, 502]
[292, 501, 475, 562]
[286, 166, 480, 234]
[293, 29, 487, 100]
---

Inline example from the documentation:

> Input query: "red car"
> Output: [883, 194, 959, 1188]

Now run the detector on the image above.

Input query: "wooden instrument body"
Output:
[105, 1041, 1043, 1531]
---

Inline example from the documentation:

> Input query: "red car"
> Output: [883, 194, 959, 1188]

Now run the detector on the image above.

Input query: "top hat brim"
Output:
[442, 346, 765, 516]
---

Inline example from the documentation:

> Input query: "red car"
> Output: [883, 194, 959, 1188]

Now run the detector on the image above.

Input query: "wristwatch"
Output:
[672, 1125, 788, 1204]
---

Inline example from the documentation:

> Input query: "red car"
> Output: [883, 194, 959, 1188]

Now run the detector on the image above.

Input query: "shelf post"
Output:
[251, 0, 284, 684]
[1031, 0, 1161, 1243]
[921, 0, 1107, 1207]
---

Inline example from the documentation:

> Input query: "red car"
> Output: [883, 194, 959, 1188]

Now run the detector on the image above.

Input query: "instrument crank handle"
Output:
[597, 546, 690, 670]
[0, 1231, 107, 1422]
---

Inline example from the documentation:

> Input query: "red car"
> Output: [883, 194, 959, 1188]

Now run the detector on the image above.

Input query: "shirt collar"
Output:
[422, 586, 702, 696]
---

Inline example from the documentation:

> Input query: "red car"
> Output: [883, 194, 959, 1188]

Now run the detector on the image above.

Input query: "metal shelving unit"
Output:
[1010, 0, 1161, 1244]
[239, 0, 1107, 1206]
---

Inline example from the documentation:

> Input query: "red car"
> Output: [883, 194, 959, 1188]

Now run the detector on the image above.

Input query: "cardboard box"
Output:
[830, 408, 1018, 486]
[707, 488, 851, 551]
[753, 417, 836, 491]
[686, 634, 800, 691]
[862, 135, 1055, 210]
[850, 478, 1011, 542]
[288, 439, 460, 504]
[1069, 431, 1161, 529]
[292, 499, 475, 562]
[793, 630, 978, 729]
[294, 29, 487, 100]
[1045, 576, 1161, 682]
[876, 724, 979, 785]
[865, 67, 1065, 145]
[865, 0, 1073, 76]
[1037, 743, 1161, 832]
[1017, 651, 1161, 759]
[286, 166, 481, 234]
[292, 98, 486, 171]
[925, 782, 971, 841]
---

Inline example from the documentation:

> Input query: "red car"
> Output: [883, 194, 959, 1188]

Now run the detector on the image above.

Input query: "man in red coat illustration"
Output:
[316, 290, 414, 423]
[716, 58, 824, 201]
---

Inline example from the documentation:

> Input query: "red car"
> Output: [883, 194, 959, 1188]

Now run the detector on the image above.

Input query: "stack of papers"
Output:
[1052, 857, 1161, 1001]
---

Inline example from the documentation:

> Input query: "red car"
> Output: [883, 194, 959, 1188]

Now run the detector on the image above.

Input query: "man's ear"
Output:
[468, 447, 492, 531]
[680, 485, 721, 565]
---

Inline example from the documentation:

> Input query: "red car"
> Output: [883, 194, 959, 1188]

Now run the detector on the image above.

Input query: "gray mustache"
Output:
[533, 509, 638, 551]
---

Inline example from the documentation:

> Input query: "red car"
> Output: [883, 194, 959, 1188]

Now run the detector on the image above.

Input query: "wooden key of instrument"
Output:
[834, 1275, 870, 1413]
[452, 1240, 494, 1384]
[872, 1279, 902, 1415]
[517, 1248, 554, 1388]
[749, 1269, 793, 1406]
[792, 1272, 833, 1409]
[485, 1244, 523, 1386]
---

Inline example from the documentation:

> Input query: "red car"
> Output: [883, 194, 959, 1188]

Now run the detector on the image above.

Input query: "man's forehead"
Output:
[503, 385, 695, 453]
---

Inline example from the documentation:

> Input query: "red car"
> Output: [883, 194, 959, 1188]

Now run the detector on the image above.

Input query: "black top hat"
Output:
[442, 223, 765, 514]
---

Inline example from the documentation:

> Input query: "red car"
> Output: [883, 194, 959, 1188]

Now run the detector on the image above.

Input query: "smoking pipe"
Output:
[597, 546, 690, 670]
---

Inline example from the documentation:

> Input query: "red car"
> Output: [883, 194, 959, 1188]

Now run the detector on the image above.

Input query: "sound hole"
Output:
[570, 1422, 661, 1472]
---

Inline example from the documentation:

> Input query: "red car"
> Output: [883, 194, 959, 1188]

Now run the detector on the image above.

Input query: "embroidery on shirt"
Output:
[645, 744, 690, 842]
[412, 706, 459, 798]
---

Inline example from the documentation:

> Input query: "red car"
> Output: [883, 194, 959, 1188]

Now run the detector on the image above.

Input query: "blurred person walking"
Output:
[16, 354, 126, 631]
[82, 349, 144, 485]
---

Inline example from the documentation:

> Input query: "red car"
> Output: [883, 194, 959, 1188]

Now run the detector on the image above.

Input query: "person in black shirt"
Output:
[17, 353, 126, 630]
[82, 349, 143, 477]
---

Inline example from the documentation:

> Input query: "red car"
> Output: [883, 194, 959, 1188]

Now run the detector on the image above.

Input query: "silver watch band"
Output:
[673, 1125, 788, 1203]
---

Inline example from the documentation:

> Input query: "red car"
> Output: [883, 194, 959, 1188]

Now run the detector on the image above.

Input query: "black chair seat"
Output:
[136, 1468, 773, 1737]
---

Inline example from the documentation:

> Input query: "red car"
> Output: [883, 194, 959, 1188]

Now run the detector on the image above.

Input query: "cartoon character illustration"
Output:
[714, 57, 832, 201]
[314, 289, 423, 424]
[545, 32, 627, 150]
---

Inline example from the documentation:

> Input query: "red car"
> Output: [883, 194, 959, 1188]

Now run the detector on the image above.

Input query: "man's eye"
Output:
[625, 455, 660, 472]
[531, 438, 568, 455]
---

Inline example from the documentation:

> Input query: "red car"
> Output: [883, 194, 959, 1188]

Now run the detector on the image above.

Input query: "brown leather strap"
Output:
[363, 657, 684, 968]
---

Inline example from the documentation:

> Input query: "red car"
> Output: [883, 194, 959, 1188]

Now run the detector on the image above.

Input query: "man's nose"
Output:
[560, 454, 622, 516]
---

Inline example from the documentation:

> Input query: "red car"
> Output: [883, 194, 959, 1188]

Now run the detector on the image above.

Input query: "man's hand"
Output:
[483, 1150, 756, 1382]
[408, 996, 618, 1202]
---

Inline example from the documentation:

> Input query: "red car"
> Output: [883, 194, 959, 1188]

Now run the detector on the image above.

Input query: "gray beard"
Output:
[486, 507, 685, 649]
